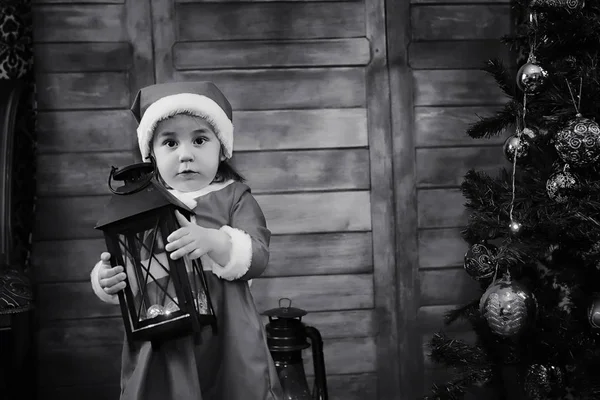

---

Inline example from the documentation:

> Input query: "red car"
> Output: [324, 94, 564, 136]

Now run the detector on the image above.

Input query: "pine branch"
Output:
[428, 332, 489, 367]
[482, 58, 516, 99]
[444, 300, 479, 326]
[466, 101, 519, 139]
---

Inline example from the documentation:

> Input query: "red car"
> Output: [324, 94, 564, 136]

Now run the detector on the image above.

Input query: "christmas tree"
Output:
[425, 1, 600, 399]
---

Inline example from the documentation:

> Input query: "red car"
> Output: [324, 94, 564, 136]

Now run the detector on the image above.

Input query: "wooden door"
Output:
[31, 0, 405, 399]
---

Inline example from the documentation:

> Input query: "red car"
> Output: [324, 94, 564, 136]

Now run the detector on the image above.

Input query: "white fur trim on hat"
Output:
[137, 93, 234, 161]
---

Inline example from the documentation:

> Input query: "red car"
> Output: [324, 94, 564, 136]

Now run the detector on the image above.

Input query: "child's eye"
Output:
[163, 139, 177, 148]
[194, 137, 207, 145]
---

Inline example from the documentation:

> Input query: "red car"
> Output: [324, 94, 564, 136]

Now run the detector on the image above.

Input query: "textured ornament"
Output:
[479, 276, 536, 337]
[164, 298, 180, 314]
[521, 127, 539, 140]
[524, 364, 563, 400]
[146, 304, 165, 319]
[531, 0, 585, 11]
[503, 135, 530, 163]
[588, 294, 600, 328]
[464, 243, 498, 281]
[546, 169, 577, 203]
[517, 58, 548, 93]
[554, 115, 600, 166]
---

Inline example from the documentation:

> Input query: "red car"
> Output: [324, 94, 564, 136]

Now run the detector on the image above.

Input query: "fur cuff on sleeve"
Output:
[91, 260, 120, 305]
[211, 226, 253, 281]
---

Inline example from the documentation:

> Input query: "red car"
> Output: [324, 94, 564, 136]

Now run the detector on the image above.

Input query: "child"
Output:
[89, 81, 284, 400]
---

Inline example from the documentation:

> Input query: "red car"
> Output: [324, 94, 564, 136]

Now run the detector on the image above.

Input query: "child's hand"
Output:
[97, 252, 127, 294]
[166, 210, 225, 260]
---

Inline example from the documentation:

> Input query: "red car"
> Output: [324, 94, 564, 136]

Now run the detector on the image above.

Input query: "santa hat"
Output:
[131, 81, 234, 160]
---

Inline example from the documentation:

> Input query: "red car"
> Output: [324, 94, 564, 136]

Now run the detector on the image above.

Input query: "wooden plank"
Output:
[37, 110, 137, 153]
[417, 188, 467, 228]
[151, 0, 177, 83]
[236, 149, 370, 193]
[179, 68, 366, 110]
[37, 337, 375, 387]
[304, 336, 376, 376]
[36, 108, 367, 153]
[266, 232, 373, 277]
[126, 0, 155, 158]
[234, 109, 368, 151]
[409, 40, 510, 70]
[414, 106, 504, 147]
[37, 152, 130, 196]
[37, 274, 374, 320]
[32, 233, 372, 283]
[32, 5, 127, 42]
[37, 149, 369, 196]
[37, 309, 376, 350]
[40, 375, 377, 400]
[252, 275, 374, 313]
[177, 2, 365, 41]
[34, 191, 372, 240]
[419, 268, 480, 307]
[33, 43, 132, 72]
[173, 38, 371, 69]
[416, 146, 507, 188]
[417, 304, 472, 334]
[411, 5, 511, 41]
[386, 0, 422, 397]
[413, 70, 508, 106]
[366, 0, 401, 397]
[36, 72, 130, 110]
[418, 228, 467, 269]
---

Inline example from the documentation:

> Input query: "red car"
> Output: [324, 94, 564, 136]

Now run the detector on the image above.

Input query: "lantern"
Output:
[95, 162, 217, 347]
[263, 298, 328, 400]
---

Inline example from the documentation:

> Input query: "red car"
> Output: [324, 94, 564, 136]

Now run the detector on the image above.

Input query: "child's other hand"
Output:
[97, 252, 127, 294]
[166, 210, 217, 260]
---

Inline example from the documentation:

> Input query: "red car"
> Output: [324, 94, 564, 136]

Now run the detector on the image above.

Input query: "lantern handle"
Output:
[278, 297, 292, 310]
[108, 156, 158, 195]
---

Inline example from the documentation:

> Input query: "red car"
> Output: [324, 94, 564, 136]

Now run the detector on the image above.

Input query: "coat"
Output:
[91, 180, 284, 400]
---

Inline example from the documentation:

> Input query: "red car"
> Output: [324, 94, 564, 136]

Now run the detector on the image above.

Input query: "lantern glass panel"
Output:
[116, 214, 211, 328]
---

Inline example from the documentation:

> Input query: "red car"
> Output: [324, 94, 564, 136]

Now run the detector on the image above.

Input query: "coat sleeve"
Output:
[208, 187, 271, 281]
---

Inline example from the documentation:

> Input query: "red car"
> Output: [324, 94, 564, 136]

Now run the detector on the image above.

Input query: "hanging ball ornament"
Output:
[479, 275, 536, 337]
[531, 0, 585, 11]
[517, 57, 548, 93]
[524, 364, 564, 400]
[587, 294, 600, 328]
[503, 135, 530, 164]
[546, 169, 578, 203]
[554, 114, 600, 167]
[464, 243, 498, 281]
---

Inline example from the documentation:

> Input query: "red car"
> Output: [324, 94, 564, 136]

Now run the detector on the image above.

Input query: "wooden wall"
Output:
[30, 0, 398, 399]
[405, 0, 513, 394]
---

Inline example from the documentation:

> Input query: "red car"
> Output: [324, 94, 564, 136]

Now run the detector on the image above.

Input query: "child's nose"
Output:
[178, 145, 194, 162]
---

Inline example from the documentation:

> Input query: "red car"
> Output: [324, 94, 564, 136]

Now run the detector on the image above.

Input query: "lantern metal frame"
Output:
[95, 162, 217, 346]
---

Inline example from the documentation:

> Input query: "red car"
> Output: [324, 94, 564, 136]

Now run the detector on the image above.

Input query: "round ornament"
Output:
[524, 364, 563, 400]
[517, 59, 548, 93]
[531, 0, 585, 11]
[588, 294, 600, 328]
[503, 135, 530, 164]
[464, 243, 498, 281]
[546, 169, 577, 203]
[479, 276, 536, 337]
[554, 115, 600, 166]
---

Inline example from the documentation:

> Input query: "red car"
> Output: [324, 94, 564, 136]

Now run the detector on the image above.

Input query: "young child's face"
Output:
[152, 114, 224, 192]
